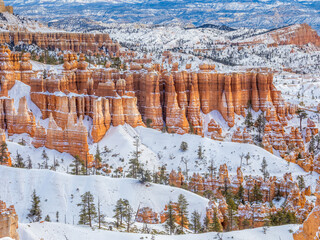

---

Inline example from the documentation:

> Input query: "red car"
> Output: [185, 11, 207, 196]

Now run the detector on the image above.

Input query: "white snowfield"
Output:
[91, 125, 319, 190]
[18, 222, 299, 240]
[0, 166, 208, 224]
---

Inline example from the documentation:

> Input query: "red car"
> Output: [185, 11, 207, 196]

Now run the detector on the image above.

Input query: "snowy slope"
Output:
[0, 166, 208, 224]
[89, 125, 319, 190]
[18, 222, 299, 240]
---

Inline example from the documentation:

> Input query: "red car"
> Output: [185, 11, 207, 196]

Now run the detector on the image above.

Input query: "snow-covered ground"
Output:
[0, 166, 208, 224]
[18, 222, 299, 240]
[102, 24, 320, 73]
[88, 125, 319, 189]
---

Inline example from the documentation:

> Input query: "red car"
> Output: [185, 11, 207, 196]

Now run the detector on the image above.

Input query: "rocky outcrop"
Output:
[0, 201, 19, 240]
[293, 180, 320, 240]
[33, 113, 93, 165]
[0, 128, 10, 166]
[237, 24, 320, 47]
[208, 119, 223, 141]
[0, 32, 119, 56]
[0, 0, 13, 14]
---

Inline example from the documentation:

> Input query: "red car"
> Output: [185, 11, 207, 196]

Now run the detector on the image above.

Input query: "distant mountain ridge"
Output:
[4, 0, 320, 32]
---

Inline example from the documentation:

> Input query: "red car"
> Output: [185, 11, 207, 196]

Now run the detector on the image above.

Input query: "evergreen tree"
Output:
[27, 190, 42, 222]
[296, 109, 308, 132]
[211, 209, 223, 232]
[14, 150, 25, 168]
[94, 145, 102, 172]
[113, 198, 127, 228]
[164, 202, 176, 235]
[42, 149, 49, 169]
[226, 197, 237, 231]
[255, 112, 266, 142]
[140, 169, 152, 183]
[159, 165, 168, 184]
[190, 210, 201, 233]
[177, 194, 189, 232]
[309, 135, 316, 153]
[77, 191, 97, 227]
[252, 183, 263, 203]
[269, 208, 297, 226]
[236, 184, 245, 204]
[128, 137, 142, 179]
[56, 211, 59, 222]
[123, 200, 135, 232]
[297, 175, 306, 190]
[180, 141, 188, 152]
[45, 215, 51, 222]
[245, 111, 253, 129]
[260, 157, 269, 181]
[27, 155, 32, 169]
[0, 142, 9, 165]
[245, 152, 251, 165]
[70, 155, 81, 175]
[197, 145, 204, 160]
[97, 198, 106, 229]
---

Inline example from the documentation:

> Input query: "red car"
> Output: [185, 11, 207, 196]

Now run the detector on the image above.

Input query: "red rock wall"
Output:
[0, 32, 119, 55]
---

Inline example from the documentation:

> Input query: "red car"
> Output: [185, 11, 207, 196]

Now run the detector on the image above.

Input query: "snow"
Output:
[88, 125, 319, 191]
[18, 222, 299, 240]
[8, 80, 43, 122]
[0, 165, 208, 224]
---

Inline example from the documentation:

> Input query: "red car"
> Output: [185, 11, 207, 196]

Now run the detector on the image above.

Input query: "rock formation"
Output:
[293, 179, 320, 240]
[0, 32, 119, 56]
[237, 24, 320, 47]
[0, 0, 13, 14]
[0, 201, 19, 240]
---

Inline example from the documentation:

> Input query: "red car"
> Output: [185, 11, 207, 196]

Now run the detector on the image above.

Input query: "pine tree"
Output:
[177, 194, 189, 232]
[70, 155, 81, 175]
[94, 145, 102, 172]
[252, 183, 263, 203]
[197, 145, 204, 160]
[159, 165, 168, 184]
[245, 111, 253, 129]
[42, 149, 49, 169]
[226, 197, 237, 231]
[27, 190, 42, 222]
[164, 202, 176, 235]
[123, 200, 135, 232]
[14, 150, 25, 168]
[260, 157, 269, 181]
[113, 198, 127, 228]
[180, 141, 188, 152]
[203, 215, 210, 232]
[297, 175, 306, 190]
[245, 152, 251, 165]
[140, 169, 152, 183]
[296, 109, 308, 132]
[211, 209, 223, 232]
[190, 210, 201, 233]
[77, 191, 97, 227]
[97, 198, 106, 229]
[255, 112, 266, 142]
[0, 142, 9, 165]
[45, 215, 51, 222]
[236, 184, 245, 204]
[309, 135, 316, 153]
[128, 137, 142, 179]
[27, 155, 32, 169]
